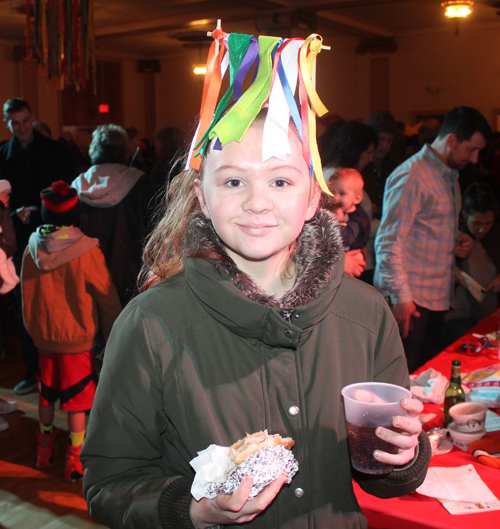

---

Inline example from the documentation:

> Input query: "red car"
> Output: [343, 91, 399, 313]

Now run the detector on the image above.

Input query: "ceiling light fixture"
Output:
[442, 1, 474, 19]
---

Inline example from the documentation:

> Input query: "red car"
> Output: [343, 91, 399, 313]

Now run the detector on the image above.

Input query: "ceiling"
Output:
[1, 0, 500, 57]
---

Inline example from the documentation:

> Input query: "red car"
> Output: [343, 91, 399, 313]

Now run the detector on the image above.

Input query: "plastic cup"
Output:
[341, 382, 411, 474]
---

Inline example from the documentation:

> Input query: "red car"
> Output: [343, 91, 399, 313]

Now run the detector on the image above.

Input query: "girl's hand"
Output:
[486, 274, 500, 294]
[190, 473, 288, 528]
[373, 397, 423, 467]
[454, 233, 474, 259]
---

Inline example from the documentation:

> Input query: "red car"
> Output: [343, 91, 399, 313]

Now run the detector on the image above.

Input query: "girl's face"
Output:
[195, 122, 320, 270]
[463, 210, 495, 240]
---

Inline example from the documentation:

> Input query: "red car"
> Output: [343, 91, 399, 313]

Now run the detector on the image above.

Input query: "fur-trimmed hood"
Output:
[185, 207, 344, 309]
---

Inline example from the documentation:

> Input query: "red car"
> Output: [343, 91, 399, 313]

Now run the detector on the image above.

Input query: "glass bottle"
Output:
[443, 359, 466, 427]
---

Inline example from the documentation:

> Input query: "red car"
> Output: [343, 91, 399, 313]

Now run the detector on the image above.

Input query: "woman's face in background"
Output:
[357, 144, 375, 171]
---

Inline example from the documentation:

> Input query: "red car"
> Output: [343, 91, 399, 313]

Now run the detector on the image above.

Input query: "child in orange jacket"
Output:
[21, 180, 122, 483]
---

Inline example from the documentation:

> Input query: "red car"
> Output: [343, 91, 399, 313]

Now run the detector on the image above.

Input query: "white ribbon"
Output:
[262, 39, 303, 162]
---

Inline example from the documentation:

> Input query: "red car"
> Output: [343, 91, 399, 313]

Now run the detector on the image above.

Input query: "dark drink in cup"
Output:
[346, 422, 401, 474]
[341, 382, 411, 474]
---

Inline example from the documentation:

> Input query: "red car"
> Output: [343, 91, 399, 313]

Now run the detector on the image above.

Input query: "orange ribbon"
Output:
[189, 28, 227, 170]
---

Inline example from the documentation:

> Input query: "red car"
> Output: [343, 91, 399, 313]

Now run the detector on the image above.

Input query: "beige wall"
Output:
[0, 42, 20, 143]
[122, 57, 146, 137]
[0, 45, 61, 143]
[390, 25, 499, 126]
[1, 23, 499, 146]
[36, 72, 60, 138]
[156, 48, 205, 140]
[155, 23, 500, 140]
[316, 24, 500, 127]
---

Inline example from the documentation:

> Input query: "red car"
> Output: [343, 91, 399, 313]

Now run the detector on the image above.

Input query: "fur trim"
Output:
[186, 208, 344, 308]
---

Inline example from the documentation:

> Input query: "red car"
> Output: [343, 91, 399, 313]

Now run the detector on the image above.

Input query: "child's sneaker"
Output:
[36, 430, 56, 468]
[65, 444, 84, 483]
[0, 399, 18, 414]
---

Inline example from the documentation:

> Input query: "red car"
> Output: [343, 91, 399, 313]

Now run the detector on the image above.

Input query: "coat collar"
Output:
[4, 128, 45, 159]
[182, 208, 345, 347]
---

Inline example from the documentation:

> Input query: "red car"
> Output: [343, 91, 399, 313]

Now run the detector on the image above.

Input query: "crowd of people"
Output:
[319, 107, 499, 374]
[0, 79, 498, 528]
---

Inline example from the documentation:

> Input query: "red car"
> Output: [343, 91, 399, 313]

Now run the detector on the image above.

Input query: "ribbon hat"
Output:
[187, 23, 331, 195]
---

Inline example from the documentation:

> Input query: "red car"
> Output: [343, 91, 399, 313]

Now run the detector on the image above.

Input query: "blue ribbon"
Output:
[277, 51, 303, 142]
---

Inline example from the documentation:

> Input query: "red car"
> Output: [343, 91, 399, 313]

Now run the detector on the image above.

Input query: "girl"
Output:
[81, 31, 429, 529]
[440, 182, 499, 348]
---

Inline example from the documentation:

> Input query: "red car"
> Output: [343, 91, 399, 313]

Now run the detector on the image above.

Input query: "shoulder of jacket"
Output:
[0, 140, 12, 159]
[329, 276, 390, 334]
[128, 273, 204, 324]
[114, 273, 209, 348]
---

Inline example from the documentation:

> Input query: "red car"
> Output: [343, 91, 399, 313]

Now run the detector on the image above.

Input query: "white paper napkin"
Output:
[190, 444, 235, 501]
[417, 465, 498, 503]
[410, 368, 449, 404]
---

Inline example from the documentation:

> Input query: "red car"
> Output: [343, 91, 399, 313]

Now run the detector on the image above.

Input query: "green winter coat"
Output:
[81, 210, 430, 529]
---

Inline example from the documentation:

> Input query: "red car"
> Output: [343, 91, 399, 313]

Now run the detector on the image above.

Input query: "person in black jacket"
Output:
[72, 124, 156, 307]
[0, 98, 79, 394]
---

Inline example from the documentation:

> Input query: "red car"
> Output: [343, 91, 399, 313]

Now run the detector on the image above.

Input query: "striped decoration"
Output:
[25, 0, 95, 91]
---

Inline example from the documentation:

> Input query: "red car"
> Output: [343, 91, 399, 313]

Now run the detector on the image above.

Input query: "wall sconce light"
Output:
[193, 65, 207, 75]
[442, 1, 473, 19]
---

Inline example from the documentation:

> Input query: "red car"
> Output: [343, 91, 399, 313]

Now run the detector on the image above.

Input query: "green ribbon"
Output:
[209, 36, 281, 147]
[194, 33, 252, 158]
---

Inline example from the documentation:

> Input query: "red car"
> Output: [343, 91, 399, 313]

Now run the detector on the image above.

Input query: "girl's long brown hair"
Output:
[139, 111, 321, 292]
[139, 164, 201, 291]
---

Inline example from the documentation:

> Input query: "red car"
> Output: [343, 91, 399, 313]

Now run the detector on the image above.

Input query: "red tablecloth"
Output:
[354, 308, 500, 529]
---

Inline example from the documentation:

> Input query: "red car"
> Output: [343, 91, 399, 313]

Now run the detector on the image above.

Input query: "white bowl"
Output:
[449, 402, 487, 433]
[447, 422, 486, 450]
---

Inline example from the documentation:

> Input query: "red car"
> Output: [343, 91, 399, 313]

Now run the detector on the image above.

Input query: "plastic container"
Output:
[449, 401, 487, 432]
[341, 382, 411, 475]
[447, 422, 486, 450]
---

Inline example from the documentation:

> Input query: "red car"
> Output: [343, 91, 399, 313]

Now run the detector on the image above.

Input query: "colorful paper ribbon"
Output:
[25, 0, 95, 90]
[188, 25, 330, 195]
[210, 35, 281, 147]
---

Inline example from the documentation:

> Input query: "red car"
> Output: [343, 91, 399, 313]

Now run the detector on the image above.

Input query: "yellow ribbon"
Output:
[299, 35, 331, 195]
[299, 35, 328, 118]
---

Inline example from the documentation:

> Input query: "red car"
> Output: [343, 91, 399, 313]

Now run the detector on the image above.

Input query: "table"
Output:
[353, 308, 500, 529]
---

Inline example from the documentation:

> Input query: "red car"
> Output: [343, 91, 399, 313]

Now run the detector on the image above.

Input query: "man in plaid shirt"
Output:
[374, 107, 491, 373]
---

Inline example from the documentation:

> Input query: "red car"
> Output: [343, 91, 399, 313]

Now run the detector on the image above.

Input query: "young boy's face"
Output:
[329, 178, 362, 214]
[0, 191, 11, 208]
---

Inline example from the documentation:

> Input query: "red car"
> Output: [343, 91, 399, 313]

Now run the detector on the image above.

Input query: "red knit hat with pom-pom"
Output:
[40, 181, 81, 225]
